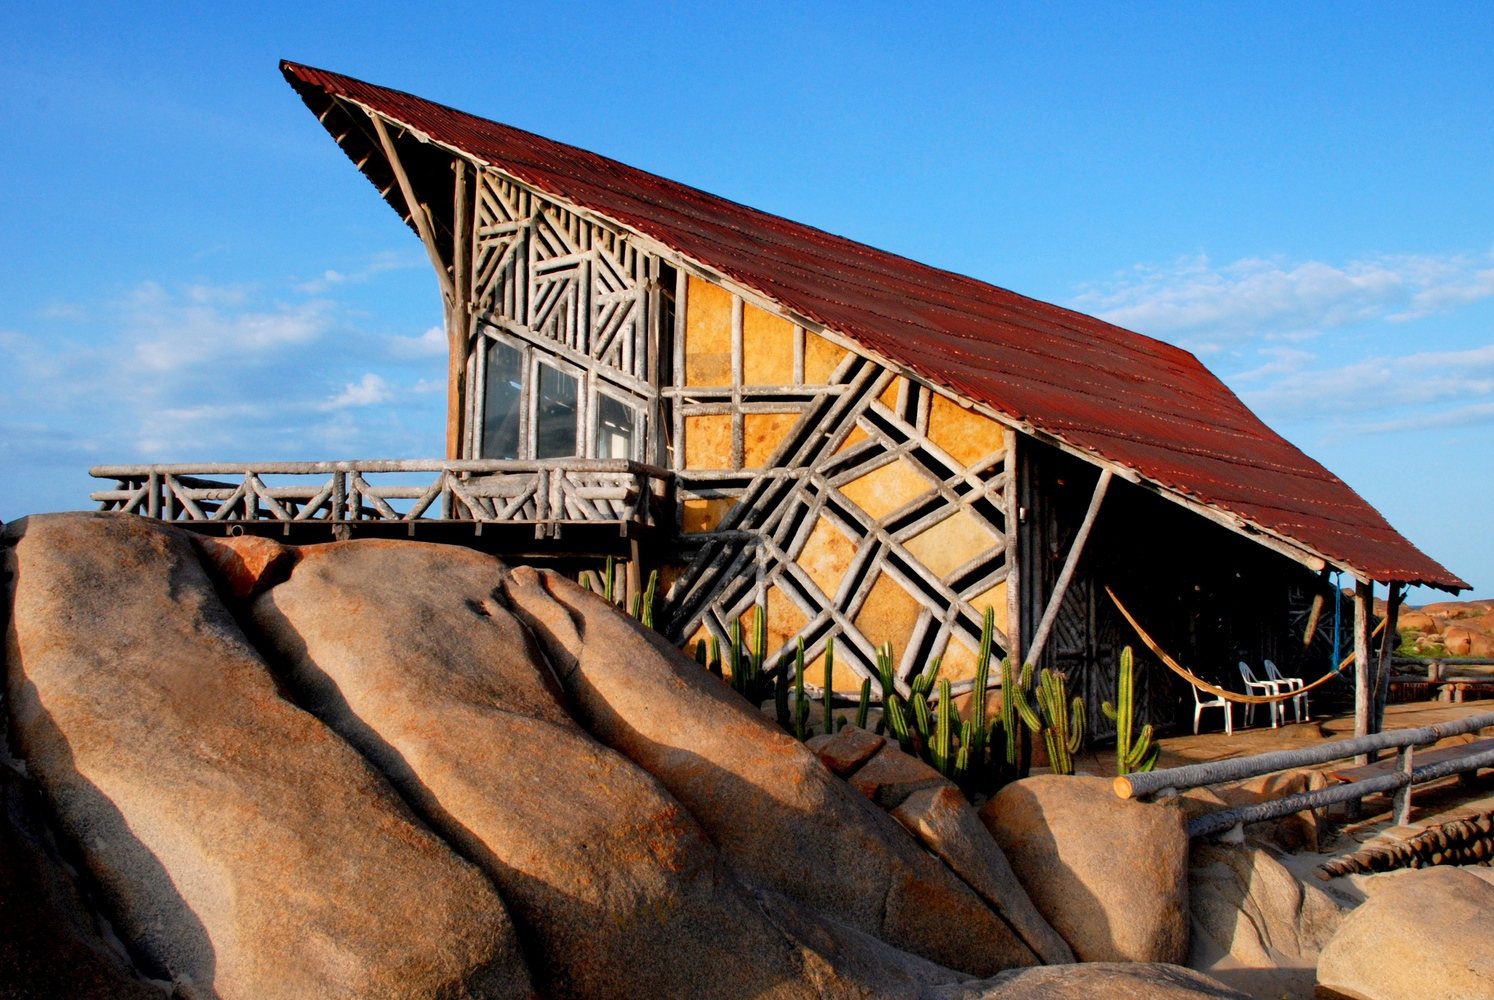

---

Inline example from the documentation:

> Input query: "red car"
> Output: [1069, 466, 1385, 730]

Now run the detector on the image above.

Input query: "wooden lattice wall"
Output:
[662, 277, 1018, 698]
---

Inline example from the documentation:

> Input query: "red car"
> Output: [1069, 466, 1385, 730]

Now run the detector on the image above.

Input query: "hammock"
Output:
[1104, 586, 1385, 705]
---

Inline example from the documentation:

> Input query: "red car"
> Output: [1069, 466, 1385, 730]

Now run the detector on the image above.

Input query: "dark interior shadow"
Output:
[6, 683, 218, 998]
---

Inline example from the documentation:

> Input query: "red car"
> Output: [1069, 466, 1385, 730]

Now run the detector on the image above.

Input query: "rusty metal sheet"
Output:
[281, 61, 1466, 590]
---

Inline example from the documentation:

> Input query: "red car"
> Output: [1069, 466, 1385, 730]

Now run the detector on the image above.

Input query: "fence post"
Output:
[146, 472, 160, 519]
[1391, 745, 1415, 826]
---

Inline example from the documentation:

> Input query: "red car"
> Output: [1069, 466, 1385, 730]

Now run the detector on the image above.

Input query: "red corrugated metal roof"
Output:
[281, 60, 1465, 590]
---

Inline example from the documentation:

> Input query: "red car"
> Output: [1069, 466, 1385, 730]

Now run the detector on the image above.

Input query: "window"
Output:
[482, 340, 523, 460]
[535, 363, 579, 458]
[594, 393, 636, 459]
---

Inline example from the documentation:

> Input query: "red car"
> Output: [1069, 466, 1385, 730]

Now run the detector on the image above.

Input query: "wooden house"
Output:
[94, 62, 1466, 738]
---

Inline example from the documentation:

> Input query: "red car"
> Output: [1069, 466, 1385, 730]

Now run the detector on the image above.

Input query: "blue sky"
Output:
[2, 3, 1491, 601]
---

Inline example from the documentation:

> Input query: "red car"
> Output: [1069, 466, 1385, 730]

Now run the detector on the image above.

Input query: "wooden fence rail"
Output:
[1112, 711, 1494, 838]
[90, 460, 672, 536]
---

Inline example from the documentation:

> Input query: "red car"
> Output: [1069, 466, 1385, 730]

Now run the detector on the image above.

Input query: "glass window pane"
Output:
[595, 394, 636, 459]
[481, 340, 523, 460]
[535, 364, 579, 459]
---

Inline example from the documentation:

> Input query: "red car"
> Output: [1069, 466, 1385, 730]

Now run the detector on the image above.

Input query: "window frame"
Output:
[590, 384, 644, 461]
[474, 328, 533, 460]
[528, 353, 588, 461]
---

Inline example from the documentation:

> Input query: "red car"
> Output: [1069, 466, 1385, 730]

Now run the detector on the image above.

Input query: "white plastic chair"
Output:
[1239, 661, 1284, 728]
[1193, 681, 1233, 735]
[1263, 658, 1307, 723]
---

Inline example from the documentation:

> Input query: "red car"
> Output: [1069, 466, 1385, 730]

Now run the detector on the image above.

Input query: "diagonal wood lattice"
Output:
[665, 354, 1017, 700]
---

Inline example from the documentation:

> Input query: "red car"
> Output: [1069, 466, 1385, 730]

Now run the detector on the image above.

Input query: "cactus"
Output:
[729, 618, 745, 694]
[854, 674, 870, 729]
[962, 606, 997, 782]
[639, 570, 658, 628]
[794, 637, 810, 741]
[823, 637, 835, 734]
[1102, 645, 1158, 775]
[931, 678, 957, 777]
[1000, 658, 1022, 767]
[629, 591, 641, 618]
[694, 639, 707, 667]
[911, 690, 933, 741]
[910, 655, 942, 699]
[775, 641, 792, 731]
[708, 637, 723, 678]
[877, 643, 913, 752]
[1010, 665, 1085, 776]
[955, 719, 975, 781]
[603, 555, 615, 604]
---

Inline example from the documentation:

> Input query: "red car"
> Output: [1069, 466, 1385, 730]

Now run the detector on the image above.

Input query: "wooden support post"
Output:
[1353, 578, 1374, 766]
[1025, 469, 1112, 668]
[1391, 744, 1414, 827]
[1373, 582, 1403, 734]
[370, 113, 456, 304]
[1003, 427, 1022, 666]
[448, 159, 471, 460]
[627, 537, 642, 614]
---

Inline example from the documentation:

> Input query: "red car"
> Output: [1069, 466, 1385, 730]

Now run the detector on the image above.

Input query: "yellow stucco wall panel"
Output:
[854, 571, 924, 662]
[743, 412, 799, 468]
[927, 393, 1006, 469]
[682, 497, 737, 533]
[743, 305, 795, 385]
[902, 509, 998, 580]
[839, 457, 932, 521]
[684, 414, 732, 469]
[685, 276, 733, 386]
[803, 331, 846, 384]
[795, 515, 858, 602]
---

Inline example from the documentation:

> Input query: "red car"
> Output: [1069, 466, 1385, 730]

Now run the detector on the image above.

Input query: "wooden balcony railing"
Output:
[90, 460, 672, 541]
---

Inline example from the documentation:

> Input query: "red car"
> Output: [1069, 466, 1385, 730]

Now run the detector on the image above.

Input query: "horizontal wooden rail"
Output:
[90, 459, 672, 479]
[1186, 743, 1494, 839]
[1116, 711, 1494, 800]
[89, 459, 672, 530]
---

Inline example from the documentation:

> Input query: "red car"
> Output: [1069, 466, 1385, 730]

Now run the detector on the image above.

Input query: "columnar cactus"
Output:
[1000, 657, 1023, 768]
[1102, 645, 1158, 775]
[854, 673, 870, 729]
[822, 637, 835, 734]
[877, 642, 914, 752]
[931, 677, 958, 777]
[1010, 665, 1085, 776]
[775, 641, 793, 731]
[794, 637, 811, 741]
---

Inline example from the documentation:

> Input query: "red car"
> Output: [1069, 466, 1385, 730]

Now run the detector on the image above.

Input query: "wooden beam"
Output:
[370, 113, 456, 304]
[1025, 468, 1112, 667]
[449, 159, 471, 460]
[1004, 427, 1022, 665]
[1373, 582, 1403, 734]
[1353, 578, 1374, 765]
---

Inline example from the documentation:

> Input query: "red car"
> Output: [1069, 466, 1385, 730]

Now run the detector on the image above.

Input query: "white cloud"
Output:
[1072, 248, 1494, 352]
[390, 325, 447, 358]
[295, 251, 422, 294]
[324, 373, 392, 409]
[0, 275, 445, 483]
[124, 281, 331, 372]
[1242, 343, 1494, 420]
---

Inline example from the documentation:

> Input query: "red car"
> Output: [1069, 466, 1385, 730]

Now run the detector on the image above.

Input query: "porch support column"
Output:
[1373, 581, 1403, 735]
[449, 159, 471, 460]
[1025, 468, 1112, 668]
[1353, 578, 1374, 766]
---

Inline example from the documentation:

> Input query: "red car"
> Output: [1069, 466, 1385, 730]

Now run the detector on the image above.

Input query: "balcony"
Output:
[90, 459, 673, 559]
